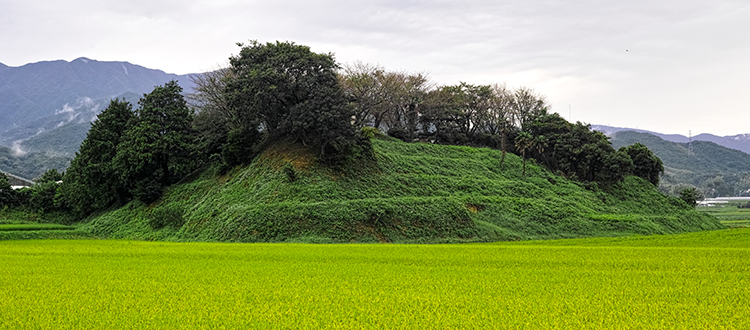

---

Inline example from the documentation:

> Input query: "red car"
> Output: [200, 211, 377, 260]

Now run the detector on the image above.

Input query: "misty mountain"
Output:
[0, 58, 197, 156]
[0, 144, 70, 181]
[593, 125, 750, 155]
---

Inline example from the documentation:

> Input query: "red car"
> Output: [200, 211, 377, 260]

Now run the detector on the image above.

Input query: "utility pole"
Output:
[688, 130, 693, 154]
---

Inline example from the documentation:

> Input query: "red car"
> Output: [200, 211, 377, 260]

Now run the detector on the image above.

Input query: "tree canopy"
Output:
[60, 98, 135, 214]
[224, 41, 361, 165]
[621, 143, 664, 186]
[114, 81, 195, 203]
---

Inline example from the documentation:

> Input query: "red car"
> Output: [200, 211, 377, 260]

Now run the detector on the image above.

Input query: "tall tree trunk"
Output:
[500, 131, 507, 166]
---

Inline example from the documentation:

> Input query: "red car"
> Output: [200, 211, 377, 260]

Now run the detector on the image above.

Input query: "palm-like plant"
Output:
[515, 132, 534, 175]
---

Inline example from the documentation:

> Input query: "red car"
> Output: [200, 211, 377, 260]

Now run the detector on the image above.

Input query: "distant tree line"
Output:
[1, 40, 667, 216]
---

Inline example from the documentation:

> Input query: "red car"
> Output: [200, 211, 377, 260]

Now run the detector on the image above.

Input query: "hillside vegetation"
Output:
[610, 130, 750, 196]
[81, 137, 722, 243]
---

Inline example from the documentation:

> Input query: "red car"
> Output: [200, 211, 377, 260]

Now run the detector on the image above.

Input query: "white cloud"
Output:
[1, 0, 750, 134]
[55, 103, 74, 115]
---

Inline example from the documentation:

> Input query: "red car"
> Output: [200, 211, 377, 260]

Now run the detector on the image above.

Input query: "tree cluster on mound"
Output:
[190, 41, 371, 168]
[190, 44, 665, 189]
[2, 40, 665, 221]
[336, 63, 663, 187]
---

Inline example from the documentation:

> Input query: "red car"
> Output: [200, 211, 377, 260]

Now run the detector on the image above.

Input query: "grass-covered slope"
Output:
[82, 137, 723, 243]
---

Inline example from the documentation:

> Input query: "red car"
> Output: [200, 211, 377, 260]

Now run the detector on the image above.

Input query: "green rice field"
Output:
[2, 229, 749, 329]
[698, 204, 750, 227]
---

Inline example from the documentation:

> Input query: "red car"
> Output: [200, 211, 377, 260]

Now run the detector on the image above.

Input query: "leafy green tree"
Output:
[115, 81, 196, 203]
[28, 181, 59, 213]
[60, 99, 135, 215]
[597, 149, 634, 185]
[26, 169, 65, 213]
[525, 113, 632, 185]
[679, 186, 702, 207]
[36, 168, 63, 183]
[621, 143, 664, 186]
[0, 173, 16, 207]
[224, 40, 363, 165]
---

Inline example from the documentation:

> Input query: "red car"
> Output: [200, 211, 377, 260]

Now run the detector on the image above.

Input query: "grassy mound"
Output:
[81, 138, 723, 243]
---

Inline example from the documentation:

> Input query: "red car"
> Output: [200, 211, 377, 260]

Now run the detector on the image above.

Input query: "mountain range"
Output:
[0, 58, 196, 157]
[608, 130, 750, 197]
[592, 125, 750, 155]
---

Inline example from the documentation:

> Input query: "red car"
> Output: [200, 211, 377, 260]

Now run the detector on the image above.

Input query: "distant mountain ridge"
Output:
[0, 58, 197, 157]
[608, 130, 750, 197]
[592, 125, 750, 155]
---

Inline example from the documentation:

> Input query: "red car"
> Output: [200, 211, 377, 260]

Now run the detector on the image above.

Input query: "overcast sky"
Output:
[2, 0, 749, 135]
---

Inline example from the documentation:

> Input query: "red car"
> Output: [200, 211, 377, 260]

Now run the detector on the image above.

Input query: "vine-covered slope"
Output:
[82, 137, 723, 243]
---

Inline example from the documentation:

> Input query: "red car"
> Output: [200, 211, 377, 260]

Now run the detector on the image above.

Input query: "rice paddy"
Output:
[2, 228, 749, 329]
[698, 203, 750, 228]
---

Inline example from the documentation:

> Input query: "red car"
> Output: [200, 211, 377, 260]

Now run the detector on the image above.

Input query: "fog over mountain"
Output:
[0, 58, 196, 156]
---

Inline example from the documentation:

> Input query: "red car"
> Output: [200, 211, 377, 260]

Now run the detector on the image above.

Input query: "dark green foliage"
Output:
[526, 113, 631, 185]
[149, 205, 185, 229]
[222, 125, 263, 166]
[60, 99, 135, 215]
[27, 182, 59, 213]
[420, 83, 494, 144]
[679, 187, 702, 207]
[282, 163, 297, 183]
[128, 173, 165, 205]
[620, 142, 664, 186]
[63, 81, 197, 209]
[597, 150, 634, 185]
[224, 40, 362, 166]
[387, 127, 412, 142]
[115, 81, 196, 203]
[35, 169, 63, 183]
[0, 174, 15, 207]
